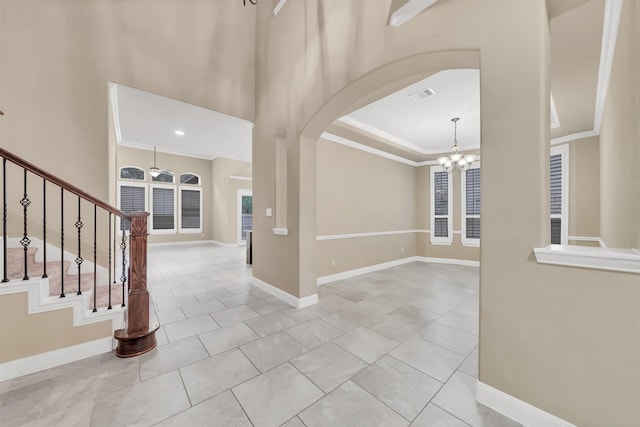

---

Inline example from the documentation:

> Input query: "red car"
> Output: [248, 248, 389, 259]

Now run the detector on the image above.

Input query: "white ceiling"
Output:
[111, 83, 253, 162]
[338, 69, 481, 155]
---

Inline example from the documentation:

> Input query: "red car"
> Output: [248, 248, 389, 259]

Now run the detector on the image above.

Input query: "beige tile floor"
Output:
[0, 243, 521, 427]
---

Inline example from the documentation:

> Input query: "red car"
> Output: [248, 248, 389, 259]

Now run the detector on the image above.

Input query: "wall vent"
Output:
[409, 88, 436, 102]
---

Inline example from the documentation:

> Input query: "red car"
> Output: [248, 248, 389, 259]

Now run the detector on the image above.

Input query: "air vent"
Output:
[409, 88, 436, 102]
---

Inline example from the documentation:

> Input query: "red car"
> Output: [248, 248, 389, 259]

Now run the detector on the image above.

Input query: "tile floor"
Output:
[0, 243, 521, 427]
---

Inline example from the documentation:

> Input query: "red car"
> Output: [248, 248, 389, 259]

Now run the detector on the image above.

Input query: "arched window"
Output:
[120, 166, 145, 180]
[180, 173, 200, 185]
[152, 171, 175, 183]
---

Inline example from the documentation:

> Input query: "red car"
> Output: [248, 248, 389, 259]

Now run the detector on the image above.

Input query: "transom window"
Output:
[180, 173, 200, 185]
[120, 166, 145, 181]
[152, 172, 175, 183]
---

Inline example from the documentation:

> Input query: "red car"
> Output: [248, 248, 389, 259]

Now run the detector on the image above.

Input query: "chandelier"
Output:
[437, 117, 476, 173]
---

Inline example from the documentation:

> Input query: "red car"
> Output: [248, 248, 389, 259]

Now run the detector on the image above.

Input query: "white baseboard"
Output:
[0, 336, 113, 382]
[476, 381, 576, 427]
[317, 256, 479, 285]
[250, 277, 318, 308]
[317, 257, 422, 285]
[210, 240, 239, 248]
[0, 278, 125, 330]
[416, 256, 480, 268]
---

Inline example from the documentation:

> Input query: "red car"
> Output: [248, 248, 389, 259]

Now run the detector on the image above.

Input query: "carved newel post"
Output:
[114, 212, 159, 357]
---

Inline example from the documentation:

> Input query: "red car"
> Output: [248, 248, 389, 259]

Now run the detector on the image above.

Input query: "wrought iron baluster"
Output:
[2, 158, 7, 283]
[42, 179, 47, 278]
[60, 188, 65, 298]
[120, 229, 127, 307]
[20, 169, 31, 281]
[75, 196, 83, 295]
[93, 205, 97, 312]
[112, 215, 116, 284]
[108, 212, 112, 310]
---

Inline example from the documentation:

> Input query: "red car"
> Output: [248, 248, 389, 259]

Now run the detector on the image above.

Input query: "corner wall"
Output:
[599, 0, 640, 249]
[316, 138, 417, 277]
[212, 158, 253, 245]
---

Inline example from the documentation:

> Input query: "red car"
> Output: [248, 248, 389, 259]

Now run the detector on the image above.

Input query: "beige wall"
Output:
[0, 292, 112, 363]
[212, 158, 252, 245]
[316, 138, 417, 277]
[599, 0, 640, 249]
[116, 145, 212, 244]
[1, 0, 255, 203]
[253, 0, 640, 424]
[566, 136, 601, 240]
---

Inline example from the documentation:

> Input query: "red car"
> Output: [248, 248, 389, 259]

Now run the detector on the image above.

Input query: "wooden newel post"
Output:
[114, 212, 159, 357]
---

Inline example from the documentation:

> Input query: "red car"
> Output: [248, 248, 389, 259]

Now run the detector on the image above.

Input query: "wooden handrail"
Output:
[0, 148, 129, 219]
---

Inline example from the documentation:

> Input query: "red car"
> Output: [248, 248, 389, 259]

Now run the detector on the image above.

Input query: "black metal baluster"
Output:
[93, 205, 97, 312]
[75, 196, 83, 295]
[60, 188, 65, 298]
[20, 170, 31, 281]
[108, 212, 112, 310]
[42, 179, 47, 278]
[120, 229, 126, 307]
[112, 215, 116, 284]
[2, 158, 8, 283]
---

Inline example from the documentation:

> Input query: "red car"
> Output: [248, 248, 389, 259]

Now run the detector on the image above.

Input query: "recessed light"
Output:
[174, 130, 185, 136]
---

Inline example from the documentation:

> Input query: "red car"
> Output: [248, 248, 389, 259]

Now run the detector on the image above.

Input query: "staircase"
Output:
[5, 246, 124, 309]
[1, 147, 157, 373]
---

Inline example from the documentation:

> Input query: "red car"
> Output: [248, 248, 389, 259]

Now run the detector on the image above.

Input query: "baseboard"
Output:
[250, 277, 318, 308]
[0, 336, 114, 382]
[317, 257, 422, 285]
[148, 240, 218, 247]
[317, 256, 480, 285]
[211, 240, 239, 248]
[476, 381, 576, 427]
[0, 278, 125, 330]
[416, 256, 480, 267]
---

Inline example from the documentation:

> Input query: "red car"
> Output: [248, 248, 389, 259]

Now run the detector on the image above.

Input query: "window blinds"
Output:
[550, 154, 562, 244]
[181, 189, 200, 229]
[119, 186, 145, 230]
[152, 187, 175, 230]
[465, 168, 480, 239]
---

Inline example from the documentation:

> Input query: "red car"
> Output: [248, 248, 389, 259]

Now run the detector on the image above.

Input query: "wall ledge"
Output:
[533, 245, 640, 274]
[272, 228, 289, 236]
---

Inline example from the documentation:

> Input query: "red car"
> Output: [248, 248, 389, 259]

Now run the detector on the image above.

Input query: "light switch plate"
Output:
[266, 208, 273, 217]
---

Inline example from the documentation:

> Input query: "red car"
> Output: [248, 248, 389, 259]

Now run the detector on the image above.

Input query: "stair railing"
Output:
[0, 148, 157, 357]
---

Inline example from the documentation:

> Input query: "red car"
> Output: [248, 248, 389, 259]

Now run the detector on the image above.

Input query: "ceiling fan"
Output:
[149, 145, 174, 178]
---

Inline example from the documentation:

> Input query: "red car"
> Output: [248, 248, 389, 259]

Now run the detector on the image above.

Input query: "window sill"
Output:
[533, 245, 640, 274]
[430, 241, 453, 246]
[272, 228, 289, 236]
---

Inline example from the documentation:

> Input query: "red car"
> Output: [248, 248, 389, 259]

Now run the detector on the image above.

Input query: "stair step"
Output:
[4, 245, 124, 309]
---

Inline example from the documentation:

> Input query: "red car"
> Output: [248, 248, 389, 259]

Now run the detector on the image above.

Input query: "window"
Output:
[152, 172, 174, 183]
[118, 167, 147, 231]
[180, 173, 200, 185]
[118, 184, 146, 231]
[120, 166, 145, 180]
[430, 166, 452, 245]
[179, 188, 202, 232]
[550, 145, 569, 245]
[462, 163, 480, 246]
[150, 185, 176, 233]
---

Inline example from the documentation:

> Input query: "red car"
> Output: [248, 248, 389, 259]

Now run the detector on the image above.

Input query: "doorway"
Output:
[237, 189, 253, 245]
